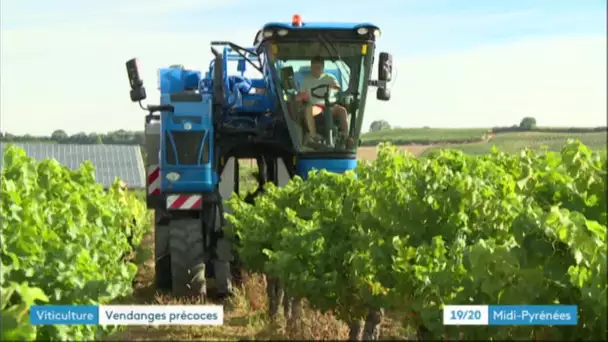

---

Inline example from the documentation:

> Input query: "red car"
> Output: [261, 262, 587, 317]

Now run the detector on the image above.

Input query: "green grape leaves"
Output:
[1, 145, 149, 341]
[228, 140, 607, 340]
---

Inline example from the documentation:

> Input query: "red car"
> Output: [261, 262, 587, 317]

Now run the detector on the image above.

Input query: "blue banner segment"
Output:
[488, 305, 578, 325]
[30, 305, 99, 325]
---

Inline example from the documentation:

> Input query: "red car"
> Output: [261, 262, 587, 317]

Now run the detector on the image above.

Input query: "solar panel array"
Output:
[0, 143, 146, 189]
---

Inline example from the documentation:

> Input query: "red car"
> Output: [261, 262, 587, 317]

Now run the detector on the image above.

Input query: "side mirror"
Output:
[377, 87, 390, 101]
[126, 58, 146, 102]
[375, 52, 392, 101]
[378, 52, 393, 82]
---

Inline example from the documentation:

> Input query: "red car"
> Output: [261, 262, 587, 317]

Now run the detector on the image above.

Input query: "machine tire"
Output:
[154, 211, 172, 291]
[169, 219, 207, 297]
[155, 255, 172, 291]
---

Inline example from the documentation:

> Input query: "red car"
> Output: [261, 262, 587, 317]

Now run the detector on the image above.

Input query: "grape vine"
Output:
[227, 140, 607, 340]
[1, 146, 149, 341]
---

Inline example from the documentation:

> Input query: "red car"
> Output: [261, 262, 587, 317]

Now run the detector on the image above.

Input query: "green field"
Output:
[420, 131, 607, 156]
[361, 128, 489, 144]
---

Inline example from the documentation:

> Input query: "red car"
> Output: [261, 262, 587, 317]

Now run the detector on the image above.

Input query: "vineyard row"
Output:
[1, 146, 149, 341]
[227, 141, 607, 340]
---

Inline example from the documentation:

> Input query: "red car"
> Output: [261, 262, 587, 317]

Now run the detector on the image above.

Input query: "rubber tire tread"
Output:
[155, 256, 172, 291]
[154, 211, 172, 291]
[169, 219, 206, 297]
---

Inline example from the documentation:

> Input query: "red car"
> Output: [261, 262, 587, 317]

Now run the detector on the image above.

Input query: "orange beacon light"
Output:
[292, 14, 302, 27]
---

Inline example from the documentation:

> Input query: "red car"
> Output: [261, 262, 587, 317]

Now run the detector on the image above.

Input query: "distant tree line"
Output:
[491, 117, 607, 133]
[362, 117, 606, 146]
[0, 129, 145, 145]
[2, 117, 604, 149]
[0, 129, 148, 161]
[368, 117, 607, 136]
[369, 120, 391, 133]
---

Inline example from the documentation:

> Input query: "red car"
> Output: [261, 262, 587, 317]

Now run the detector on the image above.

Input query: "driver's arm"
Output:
[327, 74, 340, 89]
[296, 78, 311, 103]
[296, 90, 308, 102]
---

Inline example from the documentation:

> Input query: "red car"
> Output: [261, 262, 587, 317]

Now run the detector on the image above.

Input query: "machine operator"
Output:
[295, 56, 353, 148]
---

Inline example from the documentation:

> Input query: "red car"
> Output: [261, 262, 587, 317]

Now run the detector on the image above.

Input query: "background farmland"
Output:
[357, 125, 607, 160]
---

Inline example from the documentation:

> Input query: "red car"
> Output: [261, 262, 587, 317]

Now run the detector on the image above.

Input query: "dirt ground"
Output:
[357, 132, 497, 161]
[108, 137, 497, 340]
[107, 223, 412, 341]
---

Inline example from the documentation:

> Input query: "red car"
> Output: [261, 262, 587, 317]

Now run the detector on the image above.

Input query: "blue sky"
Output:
[3, 0, 604, 53]
[1, 0, 606, 135]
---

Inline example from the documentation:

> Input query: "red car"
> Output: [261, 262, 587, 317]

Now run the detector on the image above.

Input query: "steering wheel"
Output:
[309, 84, 340, 105]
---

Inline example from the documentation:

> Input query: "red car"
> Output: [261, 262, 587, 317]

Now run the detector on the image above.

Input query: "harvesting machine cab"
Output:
[124, 15, 393, 299]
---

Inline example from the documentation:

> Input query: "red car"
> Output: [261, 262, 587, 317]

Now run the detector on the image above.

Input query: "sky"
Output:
[1, 0, 606, 135]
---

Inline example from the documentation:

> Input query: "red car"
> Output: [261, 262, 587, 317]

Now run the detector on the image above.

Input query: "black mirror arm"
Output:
[144, 103, 174, 113]
[138, 100, 174, 116]
[367, 80, 388, 87]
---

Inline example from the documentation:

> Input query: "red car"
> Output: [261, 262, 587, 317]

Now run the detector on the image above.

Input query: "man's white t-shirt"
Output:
[300, 73, 339, 106]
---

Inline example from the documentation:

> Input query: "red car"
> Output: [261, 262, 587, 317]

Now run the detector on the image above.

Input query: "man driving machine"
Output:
[295, 56, 353, 148]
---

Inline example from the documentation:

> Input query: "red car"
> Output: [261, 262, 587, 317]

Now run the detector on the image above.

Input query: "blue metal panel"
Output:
[160, 165, 216, 193]
[184, 70, 202, 89]
[263, 22, 378, 30]
[159, 68, 184, 93]
[296, 158, 357, 179]
[159, 68, 202, 94]
[159, 94, 217, 193]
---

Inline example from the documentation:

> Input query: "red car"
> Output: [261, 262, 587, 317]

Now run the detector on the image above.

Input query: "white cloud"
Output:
[365, 34, 607, 130]
[1, 19, 605, 136]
